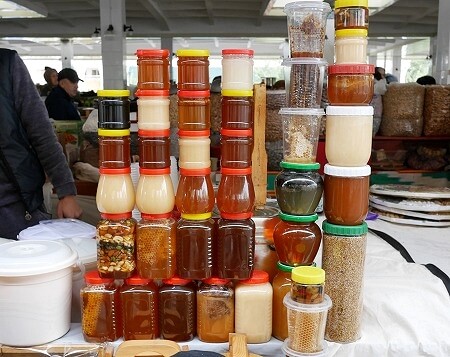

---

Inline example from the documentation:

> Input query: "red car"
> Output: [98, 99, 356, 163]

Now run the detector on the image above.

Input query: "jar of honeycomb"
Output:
[290, 265, 325, 304]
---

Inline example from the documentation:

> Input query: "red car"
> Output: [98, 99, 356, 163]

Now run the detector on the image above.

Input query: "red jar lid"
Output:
[203, 277, 230, 285]
[221, 167, 252, 175]
[100, 212, 133, 220]
[138, 129, 171, 137]
[141, 212, 172, 220]
[84, 270, 114, 284]
[178, 90, 210, 98]
[135, 89, 170, 97]
[125, 274, 151, 285]
[179, 167, 211, 176]
[328, 64, 375, 75]
[139, 167, 171, 175]
[221, 128, 253, 137]
[222, 49, 254, 56]
[241, 270, 269, 284]
[162, 276, 192, 286]
[220, 212, 253, 220]
[99, 167, 132, 175]
[178, 129, 210, 137]
[136, 49, 170, 58]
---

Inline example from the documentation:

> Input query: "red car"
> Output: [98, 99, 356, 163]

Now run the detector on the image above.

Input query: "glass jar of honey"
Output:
[98, 129, 131, 169]
[272, 261, 294, 341]
[177, 49, 210, 91]
[334, 0, 369, 30]
[221, 90, 254, 129]
[216, 167, 255, 215]
[327, 64, 374, 105]
[138, 129, 171, 169]
[136, 89, 170, 130]
[197, 277, 234, 343]
[178, 90, 211, 130]
[136, 49, 170, 90]
[96, 212, 136, 279]
[97, 89, 130, 129]
[221, 49, 254, 91]
[335, 29, 368, 64]
[96, 167, 135, 214]
[81, 271, 121, 342]
[220, 129, 253, 168]
[273, 213, 322, 266]
[136, 212, 176, 280]
[178, 129, 211, 170]
[120, 274, 159, 340]
[323, 164, 371, 225]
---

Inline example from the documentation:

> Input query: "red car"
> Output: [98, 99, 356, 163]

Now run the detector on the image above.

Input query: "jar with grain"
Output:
[221, 90, 254, 129]
[136, 89, 170, 130]
[197, 277, 234, 343]
[325, 105, 374, 166]
[216, 213, 255, 280]
[80, 271, 121, 343]
[273, 213, 322, 267]
[97, 89, 130, 129]
[178, 130, 211, 170]
[136, 49, 170, 90]
[98, 129, 131, 169]
[176, 168, 215, 215]
[138, 129, 171, 169]
[322, 220, 367, 343]
[120, 274, 159, 340]
[323, 164, 370, 226]
[275, 162, 323, 215]
[235, 270, 273, 343]
[290, 266, 325, 304]
[334, 0, 369, 30]
[221, 49, 254, 90]
[159, 277, 197, 342]
[272, 262, 295, 341]
[178, 90, 211, 130]
[136, 212, 176, 280]
[96, 213, 136, 279]
[220, 129, 254, 168]
[96, 167, 135, 214]
[335, 29, 368, 64]
[177, 49, 210, 91]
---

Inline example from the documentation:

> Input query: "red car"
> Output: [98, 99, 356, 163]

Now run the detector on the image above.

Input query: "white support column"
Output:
[392, 46, 401, 82]
[100, 0, 126, 89]
[433, 0, 450, 84]
[60, 39, 74, 69]
[161, 36, 174, 81]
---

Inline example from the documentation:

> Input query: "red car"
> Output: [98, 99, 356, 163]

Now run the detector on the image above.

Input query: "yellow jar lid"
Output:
[291, 266, 325, 284]
[181, 212, 212, 220]
[221, 89, 253, 97]
[335, 0, 368, 9]
[97, 89, 130, 97]
[335, 29, 368, 37]
[98, 129, 130, 137]
[177, 49, 210, 57]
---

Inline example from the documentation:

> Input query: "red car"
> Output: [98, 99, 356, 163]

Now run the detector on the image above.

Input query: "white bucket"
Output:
[0, 240, 78, 346]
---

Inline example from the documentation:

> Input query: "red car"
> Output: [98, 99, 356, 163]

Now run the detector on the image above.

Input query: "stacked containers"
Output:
[175, 49, 215, 280]
[135, 49, 176, 281]
[216, 49, 256, 280]
[322, 0, 372, 343]
[272, 2, 331, 352]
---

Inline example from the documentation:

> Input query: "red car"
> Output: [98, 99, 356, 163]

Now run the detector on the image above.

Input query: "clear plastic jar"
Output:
[290, 266, 325, 304]
[272, 262, 294, 341]
[81, 271, 121, 342]
[138, 129, 171, 169]
[178, 90, 211, 130]
[136, 89, 170, 130]
[327, 64, 374, 105]
[136, 213, 176, 280]
[178, 129, 211, 169]
[136, 49, 170, 90]
[235, 270, 273, 343]
[135, 167, 175, 214]
[96, 212, 136, 279]
[322, 220, 368, 343]
[97, 89, 131, 129]
[98, 129, 131, 169]
[323, 164, 370, 226]
[221, 49, 254, 91]
[96, 167, 136, 214]
[275, 162, 323, 215]
[216, 213, 255, 280]
[334, 0, 369, 30]
[325, 106, 374, 166]
[216, 167, 255, 215]
[120, 275, 159, 340]
[197, 277, 234, 343]
[159, 277, 197, 342]
[273, 213, 322, 266]
[220, 129, 253, 169]
[335, 29, 368, 64]
[221, 90, 254, 129]
[177, 49, 210, 91]
[176, 213, 214, 280]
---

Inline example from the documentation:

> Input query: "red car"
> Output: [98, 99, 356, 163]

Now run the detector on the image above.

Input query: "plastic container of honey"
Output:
[221, 90, 254, 129]
[178, 129, 211, 170]
[98, 129, 131, 169]
[220, 129, 253, 168]
[335, 29, 368, 64]
[97, 89, 131, 129]
[136, 49, 170, 90]
[138, 129, 171, 169]
[334, 0, 369, 30]
[136, 89, 170, 130]
[290, 266, 325, 304]
[221, 49, 254, 90]
[177, 90, 211, 130]
[96, 167, 135, 214]
[177, 49, 210, 90]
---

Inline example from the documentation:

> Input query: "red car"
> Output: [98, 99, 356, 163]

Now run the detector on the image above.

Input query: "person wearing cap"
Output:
[40, 66, 58, 97]
[45, 68, 83, 120]
[0, 48, 82, 239]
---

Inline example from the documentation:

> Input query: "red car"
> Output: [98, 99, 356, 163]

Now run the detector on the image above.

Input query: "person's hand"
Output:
[56, 195, 83, 219]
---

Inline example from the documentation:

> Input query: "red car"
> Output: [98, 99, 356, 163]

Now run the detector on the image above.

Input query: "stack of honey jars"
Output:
[134, 49, 176, 281]
[175, 49, 215, 280]
[216, 49, 256, 281]
[271, 0, 331, 348]
[322, 0, 372, 344]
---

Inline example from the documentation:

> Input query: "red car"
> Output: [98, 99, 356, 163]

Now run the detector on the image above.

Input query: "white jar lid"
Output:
[324, 164, 371, 177]
[0, 240, 78, 277]
[279, 108, 325, 116]
[326, 105, 374, 116]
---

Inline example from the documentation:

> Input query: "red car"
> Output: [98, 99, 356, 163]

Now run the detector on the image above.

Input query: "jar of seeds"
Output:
[321, 220, 368, 343]
[290, 265, 325, 304]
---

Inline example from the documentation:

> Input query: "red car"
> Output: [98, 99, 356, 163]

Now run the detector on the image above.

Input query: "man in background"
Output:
[45, 68, 82, 120]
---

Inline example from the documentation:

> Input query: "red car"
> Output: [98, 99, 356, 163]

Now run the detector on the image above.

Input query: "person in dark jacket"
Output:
[45, 68, 82, 120]
[0, 49, 82, 239]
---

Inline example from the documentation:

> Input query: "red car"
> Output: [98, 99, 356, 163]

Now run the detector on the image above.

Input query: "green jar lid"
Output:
[276, 261, 295, 272]
[291, 266, 325, 284]
[279, 212, 318, 223]
[322, 220, 368, 236]
[280, 161, 320, 171]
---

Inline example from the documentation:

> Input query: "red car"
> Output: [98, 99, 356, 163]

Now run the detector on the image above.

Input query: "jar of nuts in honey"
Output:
[290, 265, 325, 304]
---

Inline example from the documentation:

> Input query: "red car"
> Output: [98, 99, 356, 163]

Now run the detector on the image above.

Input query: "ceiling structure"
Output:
[0, 0, 440, 58]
